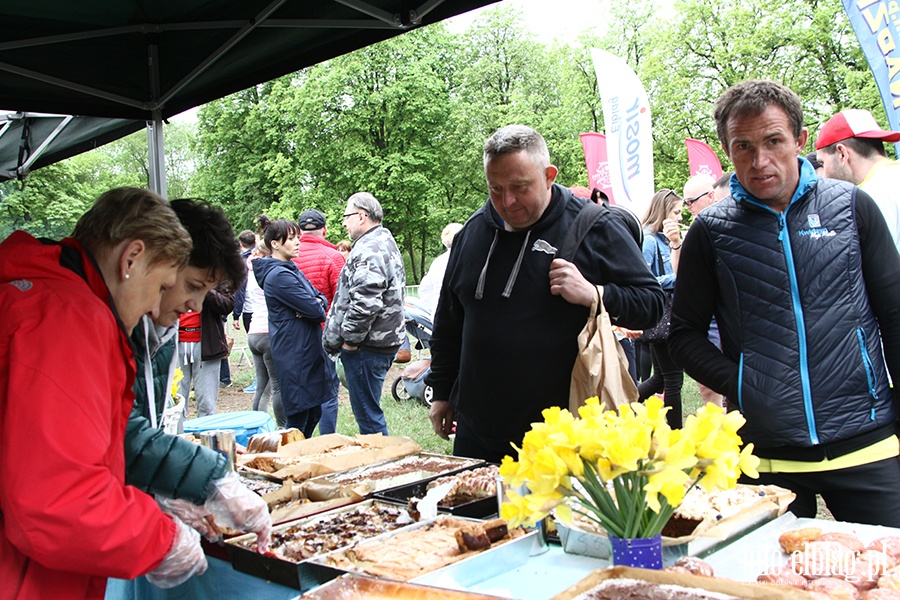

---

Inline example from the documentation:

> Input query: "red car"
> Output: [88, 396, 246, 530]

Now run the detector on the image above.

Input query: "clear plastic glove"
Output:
[157, 496, 222, 542]
[146, 515, 208, 589]
[205, 471, 272, 552]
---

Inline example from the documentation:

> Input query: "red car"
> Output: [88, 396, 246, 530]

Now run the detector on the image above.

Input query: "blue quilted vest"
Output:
[699, 171, 894, 450]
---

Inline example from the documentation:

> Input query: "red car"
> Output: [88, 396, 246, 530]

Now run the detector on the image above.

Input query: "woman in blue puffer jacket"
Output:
[253, 216, 338, 438]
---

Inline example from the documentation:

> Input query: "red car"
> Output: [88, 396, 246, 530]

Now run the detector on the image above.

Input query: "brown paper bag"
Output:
[569, 286, 638, 413]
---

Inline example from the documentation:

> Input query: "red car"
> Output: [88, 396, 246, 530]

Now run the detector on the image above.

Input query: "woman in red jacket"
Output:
[0, 188, 208, 599]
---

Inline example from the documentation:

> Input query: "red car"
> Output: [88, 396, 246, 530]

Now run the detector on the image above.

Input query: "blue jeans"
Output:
[340, 347, 392, 435]
[318, 396, 339, 434]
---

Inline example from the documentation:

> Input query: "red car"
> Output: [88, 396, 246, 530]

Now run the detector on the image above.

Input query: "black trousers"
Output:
[452, 416, 513, 464]
[286, 406, 322, 439]
[637, 342, 684, 429]
[743, 455, 900, 527]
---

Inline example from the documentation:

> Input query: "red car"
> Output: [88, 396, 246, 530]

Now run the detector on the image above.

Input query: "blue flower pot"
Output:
[609, 534, 663, 570]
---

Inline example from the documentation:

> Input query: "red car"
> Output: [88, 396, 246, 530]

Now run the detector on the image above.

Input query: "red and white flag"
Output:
[685, 138, 723, 179]
[580, 132, 616, 204]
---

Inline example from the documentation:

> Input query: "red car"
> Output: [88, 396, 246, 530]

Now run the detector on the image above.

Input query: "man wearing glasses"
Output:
[682, 173, 718, 217]
[323, 193, 406, 436]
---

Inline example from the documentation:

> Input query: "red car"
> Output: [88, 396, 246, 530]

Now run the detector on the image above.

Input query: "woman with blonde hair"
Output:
[638, 189, 685, 429]
[0, 187, 210, 598]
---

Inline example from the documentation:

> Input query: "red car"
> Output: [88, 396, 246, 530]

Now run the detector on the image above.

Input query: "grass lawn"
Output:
[224, 325, 707, 456]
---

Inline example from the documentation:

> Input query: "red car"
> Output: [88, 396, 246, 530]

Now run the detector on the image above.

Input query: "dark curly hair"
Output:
[169, 199, 246, 292]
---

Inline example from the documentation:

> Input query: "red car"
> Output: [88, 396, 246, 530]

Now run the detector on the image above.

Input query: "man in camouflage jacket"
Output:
[324, 192, 406, 435]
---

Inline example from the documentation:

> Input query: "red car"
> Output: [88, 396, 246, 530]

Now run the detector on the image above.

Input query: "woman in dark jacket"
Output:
[253, 216, 338, 437]
[638, 189, 685, 429]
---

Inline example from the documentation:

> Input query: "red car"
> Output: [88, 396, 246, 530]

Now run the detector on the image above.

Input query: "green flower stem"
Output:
[580, 461, 626, 538]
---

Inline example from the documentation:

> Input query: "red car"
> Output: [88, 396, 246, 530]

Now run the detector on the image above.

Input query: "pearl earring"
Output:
[124, 273, 130, 280]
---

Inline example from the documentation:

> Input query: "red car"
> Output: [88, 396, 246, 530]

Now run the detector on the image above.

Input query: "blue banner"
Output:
[843, 0, 900, 152]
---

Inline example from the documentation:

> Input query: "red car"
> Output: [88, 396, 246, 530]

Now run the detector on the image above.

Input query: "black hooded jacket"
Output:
[427, 184, 664, 452]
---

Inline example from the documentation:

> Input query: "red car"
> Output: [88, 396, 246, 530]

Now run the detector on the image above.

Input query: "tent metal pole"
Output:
[146, 37, 167, 198]
[147, 113, 166, 198]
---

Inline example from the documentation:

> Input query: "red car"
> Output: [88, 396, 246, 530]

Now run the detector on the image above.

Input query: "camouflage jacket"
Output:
[323, 225, 406, 354]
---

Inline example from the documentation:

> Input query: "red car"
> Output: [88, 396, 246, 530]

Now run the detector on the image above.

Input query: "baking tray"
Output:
[225, 498, 414, 590]
[372, 465, 499, 519]
[704, 512, 900, 583]
[300, 574, 504, 599]
[550, 565, 817, 599]
[307, 516, 535, 588]
[308, 453, 484, 496]
[556, 484, 793, 563]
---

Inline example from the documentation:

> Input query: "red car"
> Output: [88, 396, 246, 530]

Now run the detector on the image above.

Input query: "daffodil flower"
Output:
[499, 398, 760, 536]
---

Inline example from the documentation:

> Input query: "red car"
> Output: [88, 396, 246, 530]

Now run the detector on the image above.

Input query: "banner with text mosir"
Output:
[842, 0, 900, 154]
[590, 48, 654, 219]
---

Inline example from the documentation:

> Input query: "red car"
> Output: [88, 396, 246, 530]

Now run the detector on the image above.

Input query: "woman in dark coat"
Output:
[252, 216, 338, 437]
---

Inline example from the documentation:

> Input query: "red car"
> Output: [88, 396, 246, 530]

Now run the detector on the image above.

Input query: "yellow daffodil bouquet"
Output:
[499, 397, 760, 540]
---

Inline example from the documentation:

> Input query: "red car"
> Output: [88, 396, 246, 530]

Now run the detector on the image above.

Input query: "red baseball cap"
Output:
[815, 109, 900, 149]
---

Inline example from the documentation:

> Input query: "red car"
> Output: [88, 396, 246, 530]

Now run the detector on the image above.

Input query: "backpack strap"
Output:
[556, 201, 606, 262]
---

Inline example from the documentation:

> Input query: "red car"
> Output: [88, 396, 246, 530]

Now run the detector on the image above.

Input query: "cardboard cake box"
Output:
[237, 433, 422, 482]
[550, 566, 818, 599]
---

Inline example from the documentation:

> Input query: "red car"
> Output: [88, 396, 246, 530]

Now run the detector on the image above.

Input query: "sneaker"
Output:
[244, 381, 257, 393]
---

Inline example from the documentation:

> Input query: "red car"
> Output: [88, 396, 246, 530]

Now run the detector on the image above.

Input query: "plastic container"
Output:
[184, 410, 275, 447]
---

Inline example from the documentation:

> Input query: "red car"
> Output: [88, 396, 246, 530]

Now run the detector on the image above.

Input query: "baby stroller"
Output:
[391, 297, 435, 407]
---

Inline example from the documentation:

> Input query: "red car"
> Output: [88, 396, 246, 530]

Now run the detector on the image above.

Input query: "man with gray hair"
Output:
[324, 192, 406, 435]
[427, 124, 665, 463]
[669, 80, 900, 526]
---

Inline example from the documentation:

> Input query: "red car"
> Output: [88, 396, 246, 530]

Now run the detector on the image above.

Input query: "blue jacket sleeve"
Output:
[268, 268, 327, 322]
[642, 233, 676, 290]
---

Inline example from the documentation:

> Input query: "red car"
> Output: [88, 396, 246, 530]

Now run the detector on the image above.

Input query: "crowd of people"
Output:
[3, 78, 900, 599]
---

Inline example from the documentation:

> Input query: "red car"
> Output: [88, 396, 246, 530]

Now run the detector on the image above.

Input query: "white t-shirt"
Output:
[860, 159, 900, 255]
[417, 250, 450, 317]
[246, 261, 269, 335]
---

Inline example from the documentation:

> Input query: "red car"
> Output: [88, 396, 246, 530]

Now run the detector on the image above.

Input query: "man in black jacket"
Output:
[427, 125, 664, 463]
[668, 80, 900, 526]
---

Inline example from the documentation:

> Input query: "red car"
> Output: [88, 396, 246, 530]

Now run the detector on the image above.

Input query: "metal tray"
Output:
[300, 574, 504, 599]
[225, 498, 414, 590]
[372, 465, 499, 519]
[704, 513, 900, 583]
[308, 453, 483, 496]
[307, 516, 536, 588]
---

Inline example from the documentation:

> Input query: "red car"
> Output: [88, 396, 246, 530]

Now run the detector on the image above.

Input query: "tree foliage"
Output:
[3, 0, 883, 275]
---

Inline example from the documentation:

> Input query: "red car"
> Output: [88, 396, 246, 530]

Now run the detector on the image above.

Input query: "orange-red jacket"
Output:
[0, 231, 175, 600]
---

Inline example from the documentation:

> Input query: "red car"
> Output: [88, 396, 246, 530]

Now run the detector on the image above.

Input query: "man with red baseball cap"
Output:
[816, 108, 900, 252]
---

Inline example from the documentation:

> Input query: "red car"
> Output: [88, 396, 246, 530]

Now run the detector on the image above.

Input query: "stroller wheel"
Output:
[391, 376, 412, 402]
[420, 385, 434, 408]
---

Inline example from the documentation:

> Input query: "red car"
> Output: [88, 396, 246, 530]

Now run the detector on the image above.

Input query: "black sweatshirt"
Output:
[427, 185, 664, 452]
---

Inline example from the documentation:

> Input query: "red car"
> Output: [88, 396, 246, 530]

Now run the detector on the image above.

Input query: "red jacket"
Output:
[292, 235, 345, 307]
[0, 232, 175, 600]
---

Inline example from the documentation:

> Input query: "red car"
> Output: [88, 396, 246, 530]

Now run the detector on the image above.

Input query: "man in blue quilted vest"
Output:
[669, 80, 900, 526]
